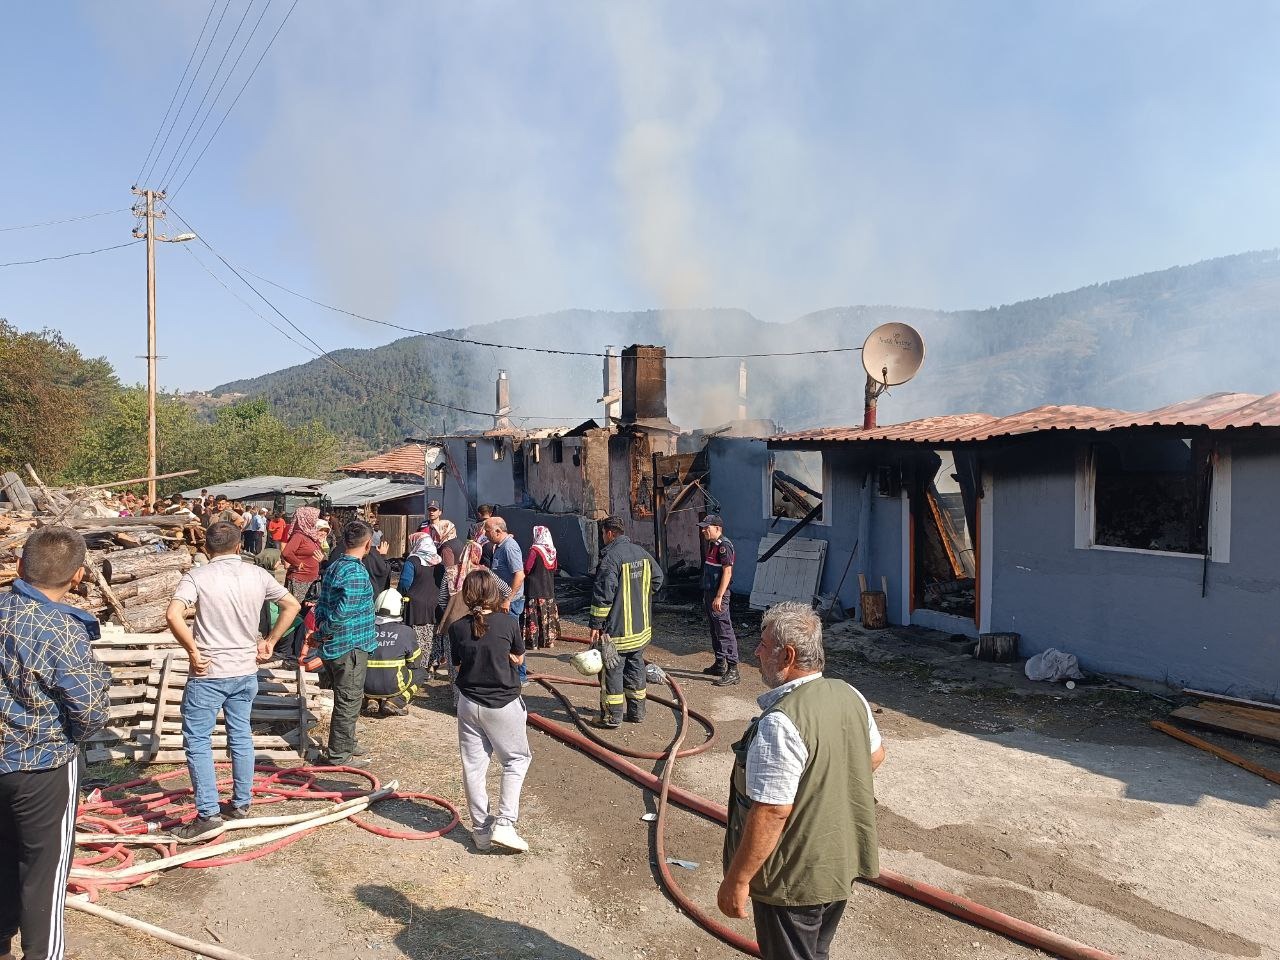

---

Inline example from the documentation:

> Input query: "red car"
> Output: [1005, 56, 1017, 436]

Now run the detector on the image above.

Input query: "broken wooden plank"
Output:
[1151, 720, 1280, 787]
[1183, 688, 1280, 714]
[147, 654, 176, 762]
[1196, 701, 1280, 726]
[1169, 706, 1280, 746]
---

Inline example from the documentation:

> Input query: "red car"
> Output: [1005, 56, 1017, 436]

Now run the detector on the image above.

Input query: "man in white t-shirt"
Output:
[165, 521, 300, 844]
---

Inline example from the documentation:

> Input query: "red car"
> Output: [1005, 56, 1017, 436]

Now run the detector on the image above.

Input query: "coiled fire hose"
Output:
[531, 633, 1120, 960]
[70, 765, 460, 901]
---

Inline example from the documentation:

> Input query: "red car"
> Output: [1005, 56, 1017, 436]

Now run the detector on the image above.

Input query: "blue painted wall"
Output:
[989, 438, 1280, 699]
[707, 438, 906, 619]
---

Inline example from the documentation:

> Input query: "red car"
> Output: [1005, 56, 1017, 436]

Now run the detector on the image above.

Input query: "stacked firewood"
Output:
[1, 465, 205, 633]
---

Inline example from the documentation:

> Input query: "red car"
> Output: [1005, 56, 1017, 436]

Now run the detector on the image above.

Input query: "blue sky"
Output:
[3, 1, 1280, 391]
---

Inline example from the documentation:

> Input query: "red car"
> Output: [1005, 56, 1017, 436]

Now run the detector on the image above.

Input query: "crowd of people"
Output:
[1, 493, 884, 960]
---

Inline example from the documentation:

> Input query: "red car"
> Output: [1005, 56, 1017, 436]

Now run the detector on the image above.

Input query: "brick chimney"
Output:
[621, 345, 667, 423]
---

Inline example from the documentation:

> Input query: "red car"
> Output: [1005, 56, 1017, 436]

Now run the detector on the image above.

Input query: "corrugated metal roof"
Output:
[316, 477, 424, 507]
[770, 392, 1280, 445]
[339, 443, 433, 478]
[181, 476, 324, 499]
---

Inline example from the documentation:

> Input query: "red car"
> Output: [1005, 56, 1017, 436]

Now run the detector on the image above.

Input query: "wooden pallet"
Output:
[92, 638, 323, 765]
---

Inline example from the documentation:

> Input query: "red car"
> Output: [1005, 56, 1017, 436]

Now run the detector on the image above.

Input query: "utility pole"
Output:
[132, 187, 165, 505]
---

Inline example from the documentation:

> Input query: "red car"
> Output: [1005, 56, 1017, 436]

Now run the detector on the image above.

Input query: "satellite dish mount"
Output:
[861, 322, 926, 429]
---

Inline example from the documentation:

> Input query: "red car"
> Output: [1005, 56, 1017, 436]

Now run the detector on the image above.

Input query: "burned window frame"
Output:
[911, 449, 979, 620]
[1077, 436, 1230, 560]
[764, 449, 827, 524]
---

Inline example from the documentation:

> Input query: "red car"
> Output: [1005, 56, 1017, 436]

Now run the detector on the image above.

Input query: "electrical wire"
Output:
[140, 0, 233, 188]
[177, 233, 579, 424]
[155, 0, 259, 191]
[0, 208, 131, 232]
[167, 0, 300, 201]
[0, 240, 142, 268]
[233, 266, 864, 360]
[162, 0, 274, 194]
[134, 0, 219, 186]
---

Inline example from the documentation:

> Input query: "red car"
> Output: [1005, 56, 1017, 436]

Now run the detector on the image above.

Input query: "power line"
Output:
[162, 0, 274, 194]
[0, 209, 130, 232]
[168, 0, 300, 201]
[140, 0, 233, 187]
[0, 240, 142, 268]
[156, 0, 259, 191]
[135, 0, 219, 186]
[169, 207, 580, 423]
[232, 266, 864, 360]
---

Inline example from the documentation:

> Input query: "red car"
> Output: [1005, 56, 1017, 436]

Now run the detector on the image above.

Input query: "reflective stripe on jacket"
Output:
[588, 535, 664, 652]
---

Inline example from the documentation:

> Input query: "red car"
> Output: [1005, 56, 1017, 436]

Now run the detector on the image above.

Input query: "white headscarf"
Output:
[408, 532, 442, 566]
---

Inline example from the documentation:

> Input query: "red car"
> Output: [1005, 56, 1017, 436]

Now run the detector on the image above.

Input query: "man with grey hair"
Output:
[717, 601, 884, 960]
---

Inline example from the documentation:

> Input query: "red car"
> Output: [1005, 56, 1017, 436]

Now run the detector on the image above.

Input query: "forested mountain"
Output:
[210, 251, 1280, 447]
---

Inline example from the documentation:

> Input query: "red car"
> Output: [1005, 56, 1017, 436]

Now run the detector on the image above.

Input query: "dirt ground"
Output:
[66, 599, 1279, 960]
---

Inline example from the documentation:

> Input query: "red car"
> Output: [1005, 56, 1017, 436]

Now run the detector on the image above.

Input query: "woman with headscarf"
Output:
[281, 506, 325, 603]
[521, 525, 561, 650]
[399, 532, 443, 673]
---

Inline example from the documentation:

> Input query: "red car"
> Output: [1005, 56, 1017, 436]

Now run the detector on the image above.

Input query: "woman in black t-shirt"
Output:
[449, 571, 532, 853]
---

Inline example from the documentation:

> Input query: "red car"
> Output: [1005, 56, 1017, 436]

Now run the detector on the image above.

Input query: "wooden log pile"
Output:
[89, 631, 324, 765]
[1, 465, 207, 633]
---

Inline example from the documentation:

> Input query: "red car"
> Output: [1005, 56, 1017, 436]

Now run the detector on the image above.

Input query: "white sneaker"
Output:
[489, 820, 529, 852]
[473, 828, 492, 851]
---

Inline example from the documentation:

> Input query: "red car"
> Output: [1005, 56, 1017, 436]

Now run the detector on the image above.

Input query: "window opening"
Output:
[913, 450, 977, 619]
[551, 439, 564, 464]
[1093, 437, 1210, 554]
[769, 450, 824, 521]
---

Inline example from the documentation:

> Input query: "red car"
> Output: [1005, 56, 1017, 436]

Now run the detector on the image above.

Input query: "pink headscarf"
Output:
[288, 506, 321, 543]
[525, 525, 558, 573]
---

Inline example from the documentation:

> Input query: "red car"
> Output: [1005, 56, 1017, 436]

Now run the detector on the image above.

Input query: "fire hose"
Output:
[70, 765, 460, 901]
[531, 636, 1121, 960]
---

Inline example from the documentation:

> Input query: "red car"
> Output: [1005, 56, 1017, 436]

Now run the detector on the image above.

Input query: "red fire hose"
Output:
[532, 634, 1121, 960]
[72, 765, 460, 901]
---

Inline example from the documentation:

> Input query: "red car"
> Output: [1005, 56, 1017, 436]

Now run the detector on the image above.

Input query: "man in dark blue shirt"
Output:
[1, 527, 111, 960]
[699, 514, 741, 686]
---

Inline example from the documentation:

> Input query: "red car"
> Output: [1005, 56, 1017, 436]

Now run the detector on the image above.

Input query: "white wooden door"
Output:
[749, 534, 828, 610]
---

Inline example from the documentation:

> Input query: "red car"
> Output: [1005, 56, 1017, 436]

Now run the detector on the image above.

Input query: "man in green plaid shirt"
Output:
[314, 520, 378, 767]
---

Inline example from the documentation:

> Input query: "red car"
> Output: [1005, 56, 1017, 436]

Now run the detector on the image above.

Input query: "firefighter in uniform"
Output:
[589, 516, 665, 728]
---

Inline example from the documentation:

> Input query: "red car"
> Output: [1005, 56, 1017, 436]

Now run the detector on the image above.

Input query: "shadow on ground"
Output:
[357, 884, 594, 959]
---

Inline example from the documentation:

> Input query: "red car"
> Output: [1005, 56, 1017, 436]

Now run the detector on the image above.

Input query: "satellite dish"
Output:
[862, 322, 926, 386]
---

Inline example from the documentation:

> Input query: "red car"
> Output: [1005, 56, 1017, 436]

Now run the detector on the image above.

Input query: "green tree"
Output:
[62, 392, 340, 494]
[171, 398, 340, 490]
[59, 387, 199, 487]
[0, 320, 118, 475]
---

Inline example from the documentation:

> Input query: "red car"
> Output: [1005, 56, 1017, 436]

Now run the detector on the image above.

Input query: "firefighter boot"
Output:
[701, 659, 727, 677]
[625, 699, 646, 723]
[713, 664, 741, 687]
[599, 710, 623, 729]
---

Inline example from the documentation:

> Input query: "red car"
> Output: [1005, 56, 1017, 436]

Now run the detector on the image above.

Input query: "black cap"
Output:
[427, 500, 441, 510]
[698, 514, 724, 528]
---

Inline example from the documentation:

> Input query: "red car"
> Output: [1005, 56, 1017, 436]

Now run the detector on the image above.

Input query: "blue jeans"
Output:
[182, 674, 259, 819]
[509, 596, 527, 683]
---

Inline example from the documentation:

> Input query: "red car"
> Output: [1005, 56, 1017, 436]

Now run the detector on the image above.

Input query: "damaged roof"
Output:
[770, 392, 1280, 445]
[339, 443, 435, 478]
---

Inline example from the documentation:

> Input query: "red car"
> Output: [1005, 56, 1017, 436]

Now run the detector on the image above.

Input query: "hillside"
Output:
[211, 251, 1280, 446]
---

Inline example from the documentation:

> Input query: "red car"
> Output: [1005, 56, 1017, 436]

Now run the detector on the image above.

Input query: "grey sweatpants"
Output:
[456, 693, 532, 831]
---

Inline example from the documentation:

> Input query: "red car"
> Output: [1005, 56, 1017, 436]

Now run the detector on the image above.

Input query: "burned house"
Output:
[428, 346, 719, 577]
[709, 393, 1280, 699]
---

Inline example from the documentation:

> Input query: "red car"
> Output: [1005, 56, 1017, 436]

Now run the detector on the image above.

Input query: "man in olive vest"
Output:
[717, 601, 885, 960]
